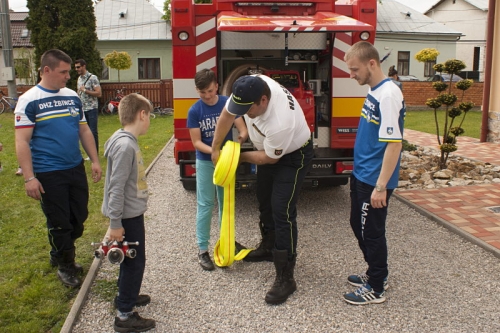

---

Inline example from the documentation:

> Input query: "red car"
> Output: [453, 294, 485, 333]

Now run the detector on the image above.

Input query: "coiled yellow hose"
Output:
[213, 141, 252, 267]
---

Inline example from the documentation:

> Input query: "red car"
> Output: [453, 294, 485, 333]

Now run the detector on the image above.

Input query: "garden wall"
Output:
[402, 81, 484, 108]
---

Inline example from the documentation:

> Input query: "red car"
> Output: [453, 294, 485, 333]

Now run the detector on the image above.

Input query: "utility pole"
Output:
[0, 0, 18, 98]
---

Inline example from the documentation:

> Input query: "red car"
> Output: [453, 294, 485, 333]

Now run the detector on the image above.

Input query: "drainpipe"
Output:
[480, 0, 496, 142]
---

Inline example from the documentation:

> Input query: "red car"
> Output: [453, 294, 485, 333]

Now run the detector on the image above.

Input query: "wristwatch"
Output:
[375, 184, 386, 192]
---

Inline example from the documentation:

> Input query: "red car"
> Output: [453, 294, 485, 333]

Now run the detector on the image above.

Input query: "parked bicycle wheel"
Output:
[153, 107, 173, 116]
[101, 102, 112, 116]
[0, 100, 5, 115]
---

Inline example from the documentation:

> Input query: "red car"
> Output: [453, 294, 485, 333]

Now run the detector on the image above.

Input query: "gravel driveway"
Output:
[73, 140, 500, 333]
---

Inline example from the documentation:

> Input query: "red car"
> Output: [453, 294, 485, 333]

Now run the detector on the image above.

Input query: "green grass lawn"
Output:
[0, 112, 173, 333]
[405, 109, 483, 139]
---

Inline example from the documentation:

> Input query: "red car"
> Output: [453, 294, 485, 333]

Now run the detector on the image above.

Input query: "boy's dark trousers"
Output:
[115, 215, 146, 313]
[349, 175, 393, 293]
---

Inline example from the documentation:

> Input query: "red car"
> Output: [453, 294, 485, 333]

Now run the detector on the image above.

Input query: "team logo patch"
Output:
[275, 149, 283, 156]
[16, 115, 21, 122]
[387, 127, 393, 135]
[69, 107, 79, 117]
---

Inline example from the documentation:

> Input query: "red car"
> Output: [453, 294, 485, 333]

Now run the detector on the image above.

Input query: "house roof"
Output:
[378, 0, 463, 36]
[94, 0, 171, 41]
[0, 12, 32, 48]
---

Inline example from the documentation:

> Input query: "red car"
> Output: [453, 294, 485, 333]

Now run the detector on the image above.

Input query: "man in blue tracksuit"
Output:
[343, 41, 406, 305]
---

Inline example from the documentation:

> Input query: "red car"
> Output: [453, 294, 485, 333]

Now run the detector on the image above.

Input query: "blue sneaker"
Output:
[343, 283, 386, 305]
[347, 273, 389, 290]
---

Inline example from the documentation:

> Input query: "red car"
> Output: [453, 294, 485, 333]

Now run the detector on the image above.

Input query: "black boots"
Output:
[265, 249, 297, 305]
[244, 230, 275, 262]
[50, 255, 83, 275]
[55, 248, 82, 288]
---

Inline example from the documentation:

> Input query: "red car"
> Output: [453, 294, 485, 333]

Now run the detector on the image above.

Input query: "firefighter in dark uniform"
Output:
[211, 75, 313, 305]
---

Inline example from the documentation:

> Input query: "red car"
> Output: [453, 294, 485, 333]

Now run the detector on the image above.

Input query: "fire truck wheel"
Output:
[221, 64, 269, 96]
[181, 180, 196, 191]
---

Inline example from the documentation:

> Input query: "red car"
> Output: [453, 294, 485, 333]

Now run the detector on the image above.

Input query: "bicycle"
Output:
[152, 107, 173, 117]
[101, 87, 125, 116]
[0, 90, 19, 114]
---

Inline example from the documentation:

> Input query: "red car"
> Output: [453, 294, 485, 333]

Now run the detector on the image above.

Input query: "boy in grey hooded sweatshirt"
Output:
[102, 93, 155, 332]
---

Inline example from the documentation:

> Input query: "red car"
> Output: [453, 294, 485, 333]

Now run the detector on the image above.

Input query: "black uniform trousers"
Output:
[256, 140, 313, 259]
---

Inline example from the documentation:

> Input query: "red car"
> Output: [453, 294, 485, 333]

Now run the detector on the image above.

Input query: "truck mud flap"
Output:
[179, 159, 196, 191]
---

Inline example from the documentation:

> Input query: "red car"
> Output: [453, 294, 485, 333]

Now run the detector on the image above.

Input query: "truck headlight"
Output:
[359, 31, 370, 41]
[178, 31, 189, 41]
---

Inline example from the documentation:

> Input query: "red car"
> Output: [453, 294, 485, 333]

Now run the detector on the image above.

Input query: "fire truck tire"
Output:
[221, 64, 269, 96]
[181, 179, 196, 191]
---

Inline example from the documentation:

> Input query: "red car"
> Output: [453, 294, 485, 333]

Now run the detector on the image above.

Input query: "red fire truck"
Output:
[171, 0, 376, 190]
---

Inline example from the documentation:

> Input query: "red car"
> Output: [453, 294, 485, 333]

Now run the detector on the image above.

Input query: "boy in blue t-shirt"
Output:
[187, 69, 247, 271]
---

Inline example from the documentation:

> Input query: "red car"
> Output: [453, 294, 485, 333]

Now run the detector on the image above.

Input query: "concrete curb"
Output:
[394, 192, 500, 259]
[60, 135, 175, 333]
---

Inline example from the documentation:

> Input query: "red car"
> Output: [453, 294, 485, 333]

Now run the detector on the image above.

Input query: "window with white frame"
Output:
[397, 51, 410, 76]
[138, 58, 160, 79]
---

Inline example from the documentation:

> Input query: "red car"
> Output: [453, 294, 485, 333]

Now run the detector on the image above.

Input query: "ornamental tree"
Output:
[416, 49, 475, 169]
[103, 51, 132, 82]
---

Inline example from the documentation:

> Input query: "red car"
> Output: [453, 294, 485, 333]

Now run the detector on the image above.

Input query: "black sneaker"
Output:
[114, 295, 151, 309]
[114, 312, 155, 332]
[198, 251, 215, 271]
[135, 294, 151, 307]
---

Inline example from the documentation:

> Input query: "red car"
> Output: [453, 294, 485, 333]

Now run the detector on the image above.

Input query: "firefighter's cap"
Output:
[227, 75, 265, 116]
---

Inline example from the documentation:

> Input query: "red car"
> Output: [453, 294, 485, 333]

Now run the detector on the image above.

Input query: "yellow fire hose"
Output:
[213, 141, 252, 267]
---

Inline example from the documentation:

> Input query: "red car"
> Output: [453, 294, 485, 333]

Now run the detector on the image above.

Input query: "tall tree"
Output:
[26, 0, 102, 90]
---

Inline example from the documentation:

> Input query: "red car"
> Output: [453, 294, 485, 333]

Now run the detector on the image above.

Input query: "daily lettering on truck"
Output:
[171, 0, 376, 190]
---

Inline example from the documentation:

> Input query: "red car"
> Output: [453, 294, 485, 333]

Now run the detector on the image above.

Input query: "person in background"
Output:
[102, 93, 156, 332]
[187, 68, 248, 271]
[75, 59, 101, 154]
[15, 49, 102, 288]
[211, 74, 313, 305]
[388, 65, 403, 91]
[343, 41, 406, 305]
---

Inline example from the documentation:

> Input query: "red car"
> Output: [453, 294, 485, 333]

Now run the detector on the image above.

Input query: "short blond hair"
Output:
[344, 41, 380, 65]
[118, 93, 152, 126]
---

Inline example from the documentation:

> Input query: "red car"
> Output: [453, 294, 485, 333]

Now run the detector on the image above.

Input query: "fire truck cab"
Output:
[172, 0, 377, 190]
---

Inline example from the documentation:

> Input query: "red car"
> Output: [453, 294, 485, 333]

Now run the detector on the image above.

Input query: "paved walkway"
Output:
[396, 129, 500, 256]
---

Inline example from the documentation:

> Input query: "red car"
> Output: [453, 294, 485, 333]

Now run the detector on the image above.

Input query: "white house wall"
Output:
[97, 40, 172, 82]
[375, 34, 458, 80]
[425, 0, 487, 77]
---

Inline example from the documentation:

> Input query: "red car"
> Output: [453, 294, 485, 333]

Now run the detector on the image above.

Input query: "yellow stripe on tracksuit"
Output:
[213, 141, 252, 267]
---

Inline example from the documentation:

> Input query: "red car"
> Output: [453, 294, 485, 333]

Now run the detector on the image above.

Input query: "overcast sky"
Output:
[7, 0, 165, 12]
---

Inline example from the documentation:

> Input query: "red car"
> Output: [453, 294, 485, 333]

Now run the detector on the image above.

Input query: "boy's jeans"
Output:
[115, 215, 146, 313]
[196, 159, 223, 251]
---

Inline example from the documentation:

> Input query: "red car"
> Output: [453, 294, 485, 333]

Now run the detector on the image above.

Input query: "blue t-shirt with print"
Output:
[353, 78, 405, 190]
[187, 95, 232, 161]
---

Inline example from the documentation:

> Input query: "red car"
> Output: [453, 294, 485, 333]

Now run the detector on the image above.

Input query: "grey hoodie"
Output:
[102, 129, 148, 229]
